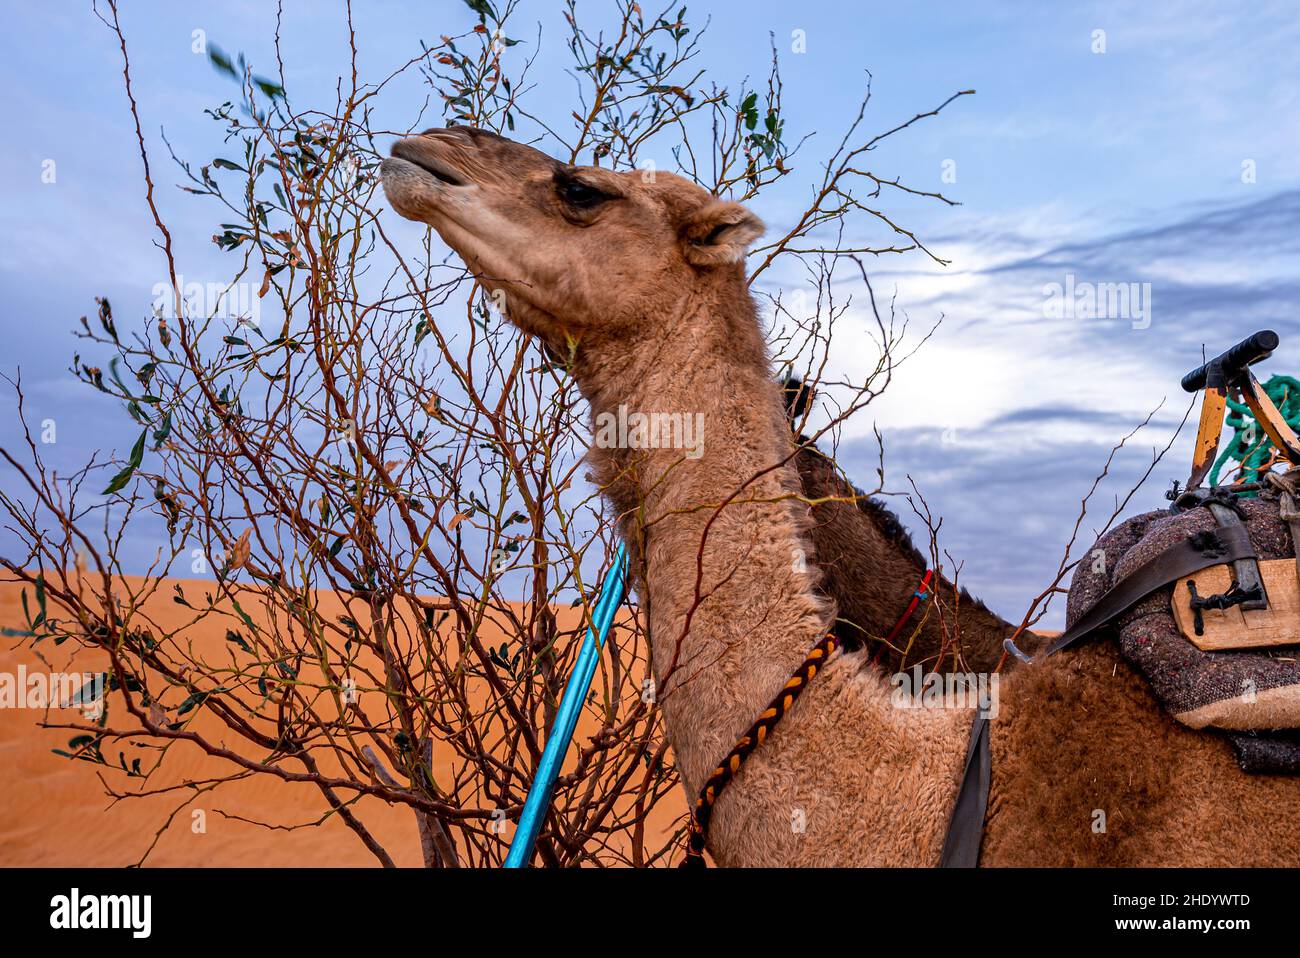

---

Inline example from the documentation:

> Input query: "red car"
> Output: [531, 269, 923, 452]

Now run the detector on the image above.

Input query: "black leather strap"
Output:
[1035, 522, 1256, 659]
[938, 713, 989, 868]
[939, 521, 1259, 868]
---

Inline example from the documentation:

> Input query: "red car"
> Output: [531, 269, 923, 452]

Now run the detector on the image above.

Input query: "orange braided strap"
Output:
[681, 632, 840, 867]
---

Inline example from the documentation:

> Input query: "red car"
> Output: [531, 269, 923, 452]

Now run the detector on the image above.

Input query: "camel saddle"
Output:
[942, 336, 1300, 866]
[1049, 472, 1300, 772]
[941, 473, 1300, 867]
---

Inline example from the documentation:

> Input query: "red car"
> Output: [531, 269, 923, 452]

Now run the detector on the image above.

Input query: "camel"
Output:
[381, 125, 1300, 866]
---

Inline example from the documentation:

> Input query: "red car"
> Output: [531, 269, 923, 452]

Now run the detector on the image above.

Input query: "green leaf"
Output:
[102, 429, 147, 494]
[462, 0, 496, 21]
[153, 411, 172, 448]
[108, 357, 135, 398]
[175, 687, 222, 718]
[33, 575, 47, 629]
[208, 45, 238, 79]
[230, 598, 257, 632]
[252, 75, 285, 100]
[66, 674, 104, 707]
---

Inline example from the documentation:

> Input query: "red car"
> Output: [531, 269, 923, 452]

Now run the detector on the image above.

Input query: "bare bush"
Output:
[0, 0, 968, 866]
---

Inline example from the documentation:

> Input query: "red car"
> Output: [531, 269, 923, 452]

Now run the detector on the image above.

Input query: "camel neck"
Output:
[570, 279, 832, 790]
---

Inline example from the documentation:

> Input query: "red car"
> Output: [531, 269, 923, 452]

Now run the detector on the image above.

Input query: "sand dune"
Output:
[0, 575, 683, 867]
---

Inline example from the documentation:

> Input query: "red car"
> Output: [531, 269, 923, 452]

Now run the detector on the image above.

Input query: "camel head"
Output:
[380, 126, 764, 343]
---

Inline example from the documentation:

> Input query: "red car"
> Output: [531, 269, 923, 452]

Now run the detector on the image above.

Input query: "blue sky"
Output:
[1, 1, 1298, 627]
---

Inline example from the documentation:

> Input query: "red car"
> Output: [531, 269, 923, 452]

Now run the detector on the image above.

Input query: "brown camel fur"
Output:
[784, 383, 1013, 674]
[381, 126, 1300, 866]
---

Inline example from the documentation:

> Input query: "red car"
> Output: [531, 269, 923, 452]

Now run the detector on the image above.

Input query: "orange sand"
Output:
[0, 575, 684, 867]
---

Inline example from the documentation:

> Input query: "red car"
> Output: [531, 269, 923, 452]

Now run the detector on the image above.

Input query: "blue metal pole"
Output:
[504, 542, 628, 867]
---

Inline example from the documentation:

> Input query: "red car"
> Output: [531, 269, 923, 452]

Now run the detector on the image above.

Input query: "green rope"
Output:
[1208, 373, 1300, 489]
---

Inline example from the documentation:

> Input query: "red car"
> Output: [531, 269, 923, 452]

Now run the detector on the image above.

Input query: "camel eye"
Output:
[558, 179, 610, 210]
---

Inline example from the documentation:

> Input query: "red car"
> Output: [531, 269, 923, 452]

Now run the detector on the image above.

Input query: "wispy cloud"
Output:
[814, 188, 1300, 627]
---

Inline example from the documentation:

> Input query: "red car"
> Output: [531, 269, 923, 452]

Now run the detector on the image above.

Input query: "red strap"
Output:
[882, 568, 934, 646]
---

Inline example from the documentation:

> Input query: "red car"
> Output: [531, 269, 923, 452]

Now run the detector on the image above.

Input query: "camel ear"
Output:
[680, 200, 765, 266]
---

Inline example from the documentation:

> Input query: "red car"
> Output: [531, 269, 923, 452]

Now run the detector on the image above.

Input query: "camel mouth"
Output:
[389, 139, 470, 188]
